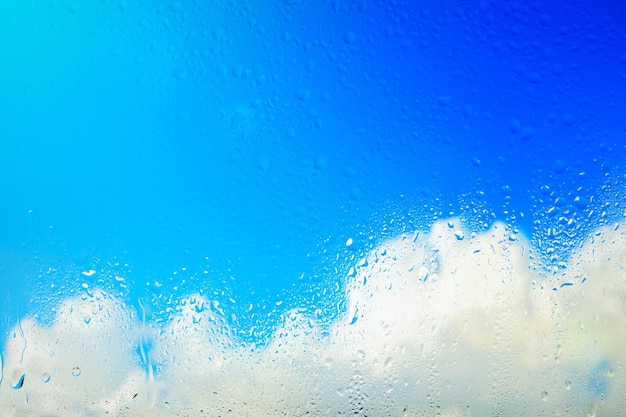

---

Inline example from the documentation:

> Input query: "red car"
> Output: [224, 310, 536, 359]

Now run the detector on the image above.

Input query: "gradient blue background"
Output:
[1, 0, 625, 342]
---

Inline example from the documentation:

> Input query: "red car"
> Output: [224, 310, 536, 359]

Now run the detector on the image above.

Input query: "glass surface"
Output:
[1, 1, 625, 415]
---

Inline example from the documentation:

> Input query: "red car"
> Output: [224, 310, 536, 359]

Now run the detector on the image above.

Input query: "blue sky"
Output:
[1, 0, 625, 340]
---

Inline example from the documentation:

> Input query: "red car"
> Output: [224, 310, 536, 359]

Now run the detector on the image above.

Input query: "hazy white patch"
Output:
[1, 220, 625, 415]
[0, 290, 150, 415]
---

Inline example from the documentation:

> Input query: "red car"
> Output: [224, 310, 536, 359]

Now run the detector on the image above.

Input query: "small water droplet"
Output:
[172, 68, 188, 80]
[254, 155, 269, 172]
[586, 403, 597, 417]
[564, 380, 571, 390]
[346, 238, 353, 247]
[520, 126, 535, 140]
[313, 155, 326, 171]
[541, 390, 548, 401]
[349, 308, 359, 325]
[342, 166, 356, 178]
[295, 89, 311, 101]
[343, 31, 355, 44]
[509, 118, 521, 133]
[539, 13, 552, 27]
[554, 159, 567, 174]
[42, 373, 51, 383]
[561, 113, 575, 126]
[437, 96, 452, 106]
[72, 367, 81, 377]
[10, 370, 25, 389]
[607, 368, 614, 378]
[349, 187, 362, 200]
[418, 267, 429, 282]
[454, 230, 465, 241]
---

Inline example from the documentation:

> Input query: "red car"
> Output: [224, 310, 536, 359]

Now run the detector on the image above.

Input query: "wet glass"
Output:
[1, 1, 625, 415]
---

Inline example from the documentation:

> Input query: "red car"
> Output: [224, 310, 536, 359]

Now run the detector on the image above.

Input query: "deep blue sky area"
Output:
[1, 0, 625, 339]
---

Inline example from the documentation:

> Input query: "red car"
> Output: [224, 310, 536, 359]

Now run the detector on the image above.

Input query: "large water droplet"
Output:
[72, 367, 81, 377]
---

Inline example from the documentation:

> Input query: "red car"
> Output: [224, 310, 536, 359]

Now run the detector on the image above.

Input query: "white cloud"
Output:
[1, 219, 624, 416]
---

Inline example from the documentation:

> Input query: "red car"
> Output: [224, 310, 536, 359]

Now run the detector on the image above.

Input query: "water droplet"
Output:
[168, 1, 181, 12]
[10, 370, 25, 389]
[527, 71, 541, 84]
[539, 13, 552, 27]
[349, 187, 362, 201]
[554, 159, 567, 174]
[254, 155, 269, 172]
[72, 367, 81, 377]
[561, 113, 575, 126]
[346, 238, 353, 247]
[313, 155, 327, 171]
[437, 96, 452, 106]
[520, 126, 535, 140]
[586, 403, 597, 417]
[295, 89, 311, 101]
[607, 368, 614, 378]
[454, 230, 464, 241]
[349, 308, 359, 325]
[343, 166, 356, 178]
[418, 267, 429, 282]
[42, 373, 51, 383]
[509, 118, 521, 133]
[172, 68, 188, 80]
[343, 31, 355, 44]
[541, 390, 548, 401]
[564, 380, 571, 390]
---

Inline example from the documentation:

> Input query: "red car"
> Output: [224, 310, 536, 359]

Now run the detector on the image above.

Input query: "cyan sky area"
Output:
[1, 0, 625, 339]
